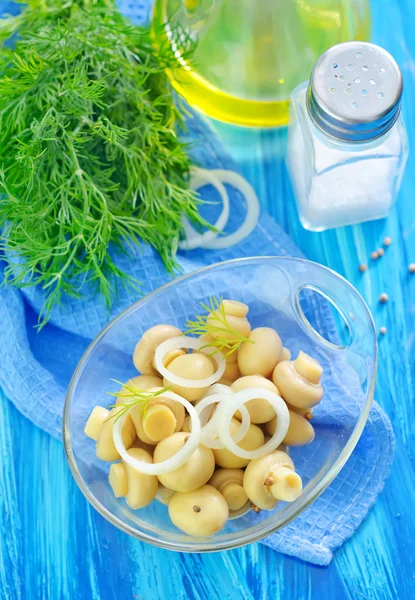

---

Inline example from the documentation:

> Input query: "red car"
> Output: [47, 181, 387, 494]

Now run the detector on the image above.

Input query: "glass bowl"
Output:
[63, 257, 377, 552]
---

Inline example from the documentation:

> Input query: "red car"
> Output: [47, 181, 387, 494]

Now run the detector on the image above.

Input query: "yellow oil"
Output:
[152, 0, 371, 127]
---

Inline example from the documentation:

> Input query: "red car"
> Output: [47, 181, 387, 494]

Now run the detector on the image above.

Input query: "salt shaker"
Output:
[287, 42, 408, 231]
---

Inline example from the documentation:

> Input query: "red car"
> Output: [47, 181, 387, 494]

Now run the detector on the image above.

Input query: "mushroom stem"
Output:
[142, 405, 177, 442]
[221, 482, 248, 511]
[294, 351, 322, 384]
[268, 466, 302, 502]
[151, 348, 185, 370]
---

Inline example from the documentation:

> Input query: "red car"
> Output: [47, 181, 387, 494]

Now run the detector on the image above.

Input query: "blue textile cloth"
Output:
[0, 0, 394, 566]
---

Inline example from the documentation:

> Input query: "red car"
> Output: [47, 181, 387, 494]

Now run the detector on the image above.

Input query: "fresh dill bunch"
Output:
[184, 296, 253, 357]
[0, 0, 204, 327]
[107, 379, 173, 422]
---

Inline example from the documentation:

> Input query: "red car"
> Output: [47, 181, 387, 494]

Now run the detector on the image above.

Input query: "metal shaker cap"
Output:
[307, 42, 403, 142]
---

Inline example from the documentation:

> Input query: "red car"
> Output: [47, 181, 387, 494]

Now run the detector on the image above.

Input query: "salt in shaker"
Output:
[287, 42, 408, 231]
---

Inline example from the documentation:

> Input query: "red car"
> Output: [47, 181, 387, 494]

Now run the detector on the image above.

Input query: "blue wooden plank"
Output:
[2, 0, 415, 598]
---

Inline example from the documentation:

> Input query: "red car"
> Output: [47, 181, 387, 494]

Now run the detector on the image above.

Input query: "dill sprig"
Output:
[106, 379, 173, 422]
[0, 0, 206, 328]
[184, 296, 253, 357]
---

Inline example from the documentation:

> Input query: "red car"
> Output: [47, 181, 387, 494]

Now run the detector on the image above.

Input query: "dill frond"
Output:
[184, 296, 253, 357]
[106, 379, 173, 422]
[0, 0, 206, 328]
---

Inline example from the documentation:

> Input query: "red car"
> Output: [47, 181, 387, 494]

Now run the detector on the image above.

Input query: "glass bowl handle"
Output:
[287, 261, 377, 358]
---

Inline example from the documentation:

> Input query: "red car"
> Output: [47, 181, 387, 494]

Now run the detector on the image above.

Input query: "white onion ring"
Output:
[154, 336, 226, 388]
[196, 170, 260, 249]
[179, 168, 229, 250]
[216, 388, 289, 459]
[113, 391, 201, 475]
[194, 393, 251, 449]
[202, 170, 260, 249]
[197, 383, 233, 423]
[203, 383, 233, 398]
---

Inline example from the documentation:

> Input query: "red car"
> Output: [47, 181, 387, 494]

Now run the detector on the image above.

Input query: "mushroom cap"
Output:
[84, 406, 110, 441]
[116, 375, 163, 404]
[231, 375, 279, 423]
[108, 463, 128, 498]
[213, 419, 265, 469]
[209, 468, 247, 511]
[207, 312, 251, 342]
[154, 432, 215, 492]
[243, 450, 294, 510]
[168, 485, 229, 536]
[266, 410, 315, 446]
[222, 299, 249, 318]
[272, 359, 323, 409]
[130, 436, 155, 455]
[221, 361, 241, 383]
[147, 390, 186, 431]
[133, 324, 181, 376]
[163, 353, 215, 402]
[199, 333, 238, 363]
[238, 327, 282, 377]
[156, 483, 176, 506]
[130, 388, 186, 445]
[96, 408, 136, 461]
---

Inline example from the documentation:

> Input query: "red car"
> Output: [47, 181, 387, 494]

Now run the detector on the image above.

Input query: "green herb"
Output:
[0, 0, 205, 327]
[184, 296, 253, 357]
[107, 379, 173, 422]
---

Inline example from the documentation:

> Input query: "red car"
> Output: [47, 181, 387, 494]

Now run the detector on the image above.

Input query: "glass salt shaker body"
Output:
[287, 42, 408, 231]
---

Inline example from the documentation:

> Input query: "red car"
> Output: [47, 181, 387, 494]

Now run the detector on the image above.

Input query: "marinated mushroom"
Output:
[231, 375, 279, 424]
[133, 324, 184, 376]
[95, 407, 136, 461]
[266, 410, 315, 446]
[130, 436, 155, 455]
[182, 415, 191, 433]
[163, 353, 215, 402]
[116, 375, 163, 403]
[130, 390, 185, 445]
[272, 351, 324, 408]
[124, 448, 158, 509]
[213, 419, 265, 469]
[143, 405, 177, 442]
[221, 299, 249, 318]
[287, 403, 313, 421]
[84, 406, 109, 441]
[168, 484, 229, 536]
[199, 333, 238, 364]
[238, 327, 282, 377]
[207, 300, 251, 343]
[109, 462, 128, 498]
[243, 450, 302, 510]
[220, 361, 241, 384]
[156, 483, 176, 506]
[154, 432, 215, 492]
[209, 468, 248, 511]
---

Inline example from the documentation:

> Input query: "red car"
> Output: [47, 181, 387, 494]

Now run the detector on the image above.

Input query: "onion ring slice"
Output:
[113, 391, 201, 475]
[154, 336, 226, 388]
[216, 387, 289, 459]
[179, 168, 230, 250]
[195, 393, 251, 449]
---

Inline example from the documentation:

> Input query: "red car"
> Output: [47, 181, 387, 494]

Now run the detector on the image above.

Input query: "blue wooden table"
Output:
[2, 1, 415, 598]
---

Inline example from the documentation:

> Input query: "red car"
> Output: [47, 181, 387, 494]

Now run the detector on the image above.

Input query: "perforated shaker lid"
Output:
[307, 42, 403, 142]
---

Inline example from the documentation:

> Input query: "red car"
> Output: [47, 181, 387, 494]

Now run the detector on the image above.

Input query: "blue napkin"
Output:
[0, 0, 394, 566]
